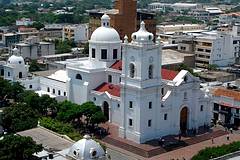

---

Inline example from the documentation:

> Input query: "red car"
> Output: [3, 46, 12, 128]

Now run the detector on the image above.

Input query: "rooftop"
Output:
[17, 127, 74, 151]
[212, 87, 240, 101]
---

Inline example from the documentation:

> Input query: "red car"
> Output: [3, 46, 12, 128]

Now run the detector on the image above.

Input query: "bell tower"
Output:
[119, 21, 162, 143]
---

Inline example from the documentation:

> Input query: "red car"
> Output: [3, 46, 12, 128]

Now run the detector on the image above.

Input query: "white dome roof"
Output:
[90, 27, 120, 42]
[90, 14, 120, 42]
[7, 55, 25, 65]
[131, 21, 154, 44]
[67, 135, 105, 160]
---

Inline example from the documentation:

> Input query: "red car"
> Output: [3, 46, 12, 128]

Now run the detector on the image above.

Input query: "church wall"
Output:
[67, 68, 106, 104]
[40, 77, 67, 96]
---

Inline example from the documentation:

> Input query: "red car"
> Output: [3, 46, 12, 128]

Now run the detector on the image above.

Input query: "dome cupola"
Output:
[90, 14, 120, 42]
[67, 135, 105, 160]
[131, 21, 154, 44]
[7, 55, 25, 65]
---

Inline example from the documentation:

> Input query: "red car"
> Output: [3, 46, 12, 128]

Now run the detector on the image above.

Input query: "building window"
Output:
[108, 75, 112, 83]
[29, 85, 32, 89]
[161, 88, 164, 95]
[148, 65, 153, 79]
[58, 90, 61, 96]
[64, 92, 66, 96]
[117, 104, 120, 108]
[113, 49, 118, 59]
[236, 109, 239, 114]
[47, 87, 50, 92]
[19, 72, 22, 78]
[92, 48, 95, 58]
[119, 77, 121, 83]
[129, 63, 135, 78]
[148, 120, 152, 127]
[101, 49, 107, 59]
[0, 69, 4, 76]
[184, 92, 187, 99]
[8, 72, 10, 77]
[52, 89, 55, 94]
[76, 74, 82, 80]
[149, 102, 152, 109]
[164, 114, 167, 120]
[129, 119, 133, 126]
[200, 105, 204, 111]
[129, 101, 133, 109]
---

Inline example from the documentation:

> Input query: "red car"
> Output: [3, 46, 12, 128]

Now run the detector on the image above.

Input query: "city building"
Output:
[2, 15, 211, 144]
[157, 24, 206, 35]
[88, 0, 156, 40]
[2, 33, 21, 47]
[219, 12, 240, 26]
[171, 3, 199, 12]
[10, 36, 55, 60]
[62, 24, 89, 43]
[16, 18, 34, 26]
[211, 81, 240, 127]
[194, 26, 240, 68]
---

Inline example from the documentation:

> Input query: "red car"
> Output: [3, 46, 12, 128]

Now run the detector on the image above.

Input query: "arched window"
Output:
[148, 65, 153, 79]
[76, 74, 82, 80]
[19, 72, 22, 78]
[129, 63, 135, 78]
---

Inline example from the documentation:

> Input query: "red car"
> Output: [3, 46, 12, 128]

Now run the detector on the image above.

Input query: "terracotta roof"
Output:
[109, 60, 178, 80]
[213, 87, 240, 101]
[161, 68, 178, 80]
[94, 82, 120, 97]
[110, 60, 122, 71]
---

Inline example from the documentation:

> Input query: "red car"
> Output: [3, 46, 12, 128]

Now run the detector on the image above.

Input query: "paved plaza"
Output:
[101, 123, 240, 160]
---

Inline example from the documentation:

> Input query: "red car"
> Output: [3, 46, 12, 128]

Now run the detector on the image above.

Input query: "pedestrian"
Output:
[230, 128, 233, 134]
[227, 134, 230, 141]
[211, 136, 214, 144]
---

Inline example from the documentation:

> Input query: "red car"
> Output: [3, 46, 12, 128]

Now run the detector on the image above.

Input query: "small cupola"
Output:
[131, 21, 154, 44]
[101, 13, 110, 27]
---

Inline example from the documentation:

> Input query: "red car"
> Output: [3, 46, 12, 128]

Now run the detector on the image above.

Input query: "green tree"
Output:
[29, 60, 41, 72]
[1, 103, 39, 132]
[56, 100, 82, 122]
[0, 134, 42, 160]
[18, 90, 57, 116]
[82, 42, 89, 56]
[30, 21, 45, 30]
[55, 40, 72, 54]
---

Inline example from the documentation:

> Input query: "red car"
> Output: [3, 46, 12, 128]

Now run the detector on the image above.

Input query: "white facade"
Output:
[66, 15, 211, 143]
[3, 14, 211, 144]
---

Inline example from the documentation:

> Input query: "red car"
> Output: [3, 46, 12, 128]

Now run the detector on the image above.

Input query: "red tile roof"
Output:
[109, 60, 178, 80]
[94, 82, 120, 97]
[161, 69, 178, 80]
[110, 60, 122, 71]
[213, 87, 240, 101]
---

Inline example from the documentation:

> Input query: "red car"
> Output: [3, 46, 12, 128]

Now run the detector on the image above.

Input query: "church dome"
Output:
[90, 14, 120, 42]
[7, 55, 25, 65]
[67, 135, 105, 160]
[131, 21, 154, 44]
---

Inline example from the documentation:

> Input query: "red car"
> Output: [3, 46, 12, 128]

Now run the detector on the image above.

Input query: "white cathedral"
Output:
[2, 14, 211, 144]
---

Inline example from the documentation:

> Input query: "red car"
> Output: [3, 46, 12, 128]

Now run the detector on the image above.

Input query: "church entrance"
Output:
[180, 107, 188, 134]
[103, 101, 109, 121]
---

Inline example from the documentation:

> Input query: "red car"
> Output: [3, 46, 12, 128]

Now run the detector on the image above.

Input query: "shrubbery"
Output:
[40, 117, 82, 141]
[192, 141, 240, 160]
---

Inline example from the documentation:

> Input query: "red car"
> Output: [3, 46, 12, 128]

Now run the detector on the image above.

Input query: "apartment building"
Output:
[62, 24, 88, 43]
[219, 12, 240, 26]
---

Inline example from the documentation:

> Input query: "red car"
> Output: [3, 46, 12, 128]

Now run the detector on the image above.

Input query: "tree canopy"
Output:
[1, 103, 39, 132]
[0, 134, 42, 160]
